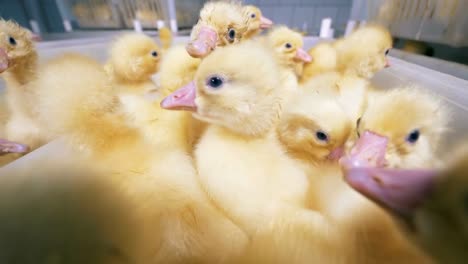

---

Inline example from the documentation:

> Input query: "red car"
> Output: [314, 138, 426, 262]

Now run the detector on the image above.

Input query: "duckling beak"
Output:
[186, 26, 218, 58]
[341, 130, 388, 168]
[327, 146, 344, 160]
[259, 16, 273, 29]
[0, 48, 9, 73]
[342, 166, 437, 216]
[295, 48, 312, 63]
[385, 59, 390, 68]
[160, 81, 197, 111]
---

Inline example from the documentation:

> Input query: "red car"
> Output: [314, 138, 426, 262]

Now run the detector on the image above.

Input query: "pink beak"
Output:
[343, 166, 437, 215]
[385, 58, 390, 68]
[295, 48, 312, 63]
[342, 130, 388, 168]
[327, 146, 344, 160]
[259, 16, 273, 29]
[340, 130, 437, 215]
[160, 81, 197, 111]
[186, 26, 218, 58]
[31, 33, 42, 42]
[0, 48, 9, 73]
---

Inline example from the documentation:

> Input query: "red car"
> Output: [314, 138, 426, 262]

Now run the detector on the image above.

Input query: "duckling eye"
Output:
[8, 36, 17, 46]
[151, 51, 158, 57]
[206, 76, 224, 89]
[406, 129, 420, 143]
[285, 43, 292, 49]
[227, 29, 236, 42]
[385, 49, 390, 56]
[250, 13, 256, 18]
[315, 130, 329, 142]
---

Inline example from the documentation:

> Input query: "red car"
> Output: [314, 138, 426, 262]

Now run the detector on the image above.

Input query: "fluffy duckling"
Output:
[272, 85, 429, 263]
[36, 53, 247, 263]
[334, 25, 392, 78]
[104, 33, 162, 127]
[242, 5, 273, 39]
[105, 33, 161, 89]
[0, 19, 41, 154]
[342, 86, 449, 171]
[339, 87, 450, 255]
[160, 2, 271, 95]
[344, 142, 468, 264]
[301, 25, 392, 82]
[264, 26, 312, 80]
[161, 40, 314, 235]
[35, 53, 135, 157]
[276, 88, 352, 165]
[186, 1, 247, 58]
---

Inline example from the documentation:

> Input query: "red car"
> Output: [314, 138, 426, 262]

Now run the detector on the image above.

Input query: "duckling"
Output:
[344, 142, 468, 264]
[334, 25, 392, 78]
[104, 33, 162, 128]
[36, 53, 247, 263]
[341, 86, 449, 171]
[242, 5, 273, 39]
[105, 33, 161, 90]
[276, 89, 352, 165]
[301, 25, 392, 82]
[264, 26, 312, 81]
[0, 19, 42, 154]
[272, 85, 429, 263]
[186, 1, 247, 58]
[160, 2, 269, 94]
[161, 40, 314, 236]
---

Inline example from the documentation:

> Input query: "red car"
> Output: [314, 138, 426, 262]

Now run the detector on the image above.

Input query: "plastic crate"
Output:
[71, 0, 121, 29]
[351, 0, 468, 47]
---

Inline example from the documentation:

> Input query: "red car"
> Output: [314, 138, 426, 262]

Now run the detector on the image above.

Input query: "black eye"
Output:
[228, 29, 236, 41]
[406, 129, 420, 143]
[206, 76, 224, 89]
[316, 130, 329, 142]
[385, 49, 390, 55]
[151, 51, 158, 57]
[250, 13, 256, 18]
[285, 43, 292, 49]
[9, 36, 16, 46]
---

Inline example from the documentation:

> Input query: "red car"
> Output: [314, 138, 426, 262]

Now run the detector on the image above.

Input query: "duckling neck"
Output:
[3, 52, 38, 87]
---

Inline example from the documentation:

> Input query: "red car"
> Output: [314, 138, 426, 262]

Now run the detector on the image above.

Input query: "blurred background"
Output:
[0, 0, 467, 66]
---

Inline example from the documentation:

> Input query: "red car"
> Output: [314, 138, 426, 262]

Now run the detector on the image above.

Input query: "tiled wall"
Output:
[244, 0, 352, 36]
